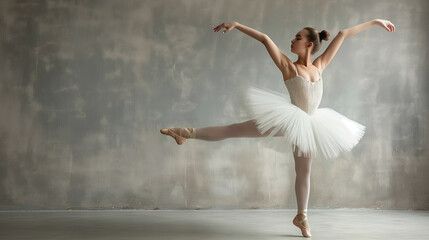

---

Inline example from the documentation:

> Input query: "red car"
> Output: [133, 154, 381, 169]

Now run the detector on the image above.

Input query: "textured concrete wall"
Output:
[0, 0, 428, 210]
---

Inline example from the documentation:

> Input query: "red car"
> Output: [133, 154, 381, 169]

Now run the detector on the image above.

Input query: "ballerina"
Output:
[161, 19, 395, 238]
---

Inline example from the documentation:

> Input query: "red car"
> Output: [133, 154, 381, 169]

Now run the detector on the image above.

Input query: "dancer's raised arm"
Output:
[314, 19, 395, 71]
[214, 21, 290, 72]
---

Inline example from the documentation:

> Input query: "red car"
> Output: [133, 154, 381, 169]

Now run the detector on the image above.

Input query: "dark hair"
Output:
[303, 27, 330, 55]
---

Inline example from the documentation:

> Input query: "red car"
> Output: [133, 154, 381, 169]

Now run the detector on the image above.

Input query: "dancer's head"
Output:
[291, 27, 330, 55]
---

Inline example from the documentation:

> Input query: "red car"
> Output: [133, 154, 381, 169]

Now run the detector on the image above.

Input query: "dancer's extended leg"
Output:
[160, 120, 282, 144]
[292, 146, 312, 237]
[195, 120, 282, 141]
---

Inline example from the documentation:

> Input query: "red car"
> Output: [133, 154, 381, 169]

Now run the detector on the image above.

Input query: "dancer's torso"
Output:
[284, 63, 323, 115]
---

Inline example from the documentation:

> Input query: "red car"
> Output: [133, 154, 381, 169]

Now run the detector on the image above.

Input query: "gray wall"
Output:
[0, 0, 428, 210]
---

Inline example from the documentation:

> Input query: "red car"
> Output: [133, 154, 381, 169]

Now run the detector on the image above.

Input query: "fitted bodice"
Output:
[284, 64, 323, 115]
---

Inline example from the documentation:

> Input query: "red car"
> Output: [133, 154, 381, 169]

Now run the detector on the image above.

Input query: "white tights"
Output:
[195, 120, 312, 211]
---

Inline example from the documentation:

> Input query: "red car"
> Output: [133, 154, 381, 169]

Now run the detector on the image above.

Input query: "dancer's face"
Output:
[290, 29, 313, 55]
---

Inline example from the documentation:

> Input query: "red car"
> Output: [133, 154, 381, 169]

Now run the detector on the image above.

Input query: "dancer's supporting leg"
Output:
[292, 146, 312, 238]
[160, 120, 282, 144]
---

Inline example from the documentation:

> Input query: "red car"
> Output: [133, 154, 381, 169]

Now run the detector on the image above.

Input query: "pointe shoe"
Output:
[293, 210, 312, 238]
[160, 127, 196, 145]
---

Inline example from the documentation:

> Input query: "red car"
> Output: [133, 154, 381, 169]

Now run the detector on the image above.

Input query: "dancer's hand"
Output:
[374, 19, 395, 32]
[213, 22, 237, 34]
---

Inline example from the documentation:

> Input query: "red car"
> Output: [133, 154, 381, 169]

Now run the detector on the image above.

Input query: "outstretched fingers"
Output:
[213, 23, 225, 33]
[386, 22, 395, 32]
[383, 20, 395, 32]
[213, 22, 236, 34]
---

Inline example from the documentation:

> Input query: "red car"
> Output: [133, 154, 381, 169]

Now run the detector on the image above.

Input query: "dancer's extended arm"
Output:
[314, 19, 395, 71]
[214, 21, 290, 72]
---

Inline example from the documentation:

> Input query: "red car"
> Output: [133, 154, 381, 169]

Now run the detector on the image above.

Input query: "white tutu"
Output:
[238, 84, 366, 160]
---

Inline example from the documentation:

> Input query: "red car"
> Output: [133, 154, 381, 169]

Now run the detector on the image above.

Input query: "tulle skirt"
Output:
[237, 84, 366, 160]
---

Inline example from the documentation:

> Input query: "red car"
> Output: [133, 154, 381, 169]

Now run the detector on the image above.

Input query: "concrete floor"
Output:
[1, 209, 428, 240]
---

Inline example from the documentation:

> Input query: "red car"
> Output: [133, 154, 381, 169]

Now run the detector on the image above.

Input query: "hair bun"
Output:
[319, 30, 330, 41]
